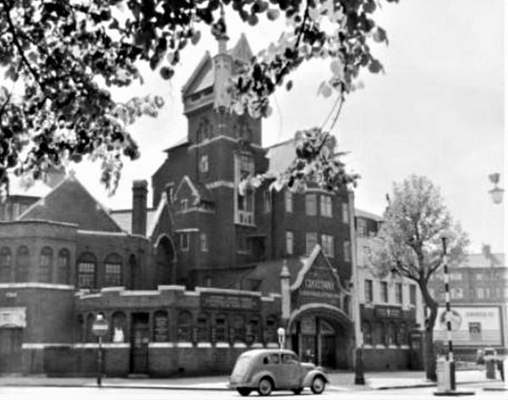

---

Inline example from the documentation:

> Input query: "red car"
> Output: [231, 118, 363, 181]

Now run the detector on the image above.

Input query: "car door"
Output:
[280, 352, 302, 388]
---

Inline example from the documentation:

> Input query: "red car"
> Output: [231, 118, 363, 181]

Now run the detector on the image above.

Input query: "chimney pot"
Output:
[132, 180, 148, 236]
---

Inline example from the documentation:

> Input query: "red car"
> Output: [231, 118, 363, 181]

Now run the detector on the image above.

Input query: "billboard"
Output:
[433, 306, 502, 346]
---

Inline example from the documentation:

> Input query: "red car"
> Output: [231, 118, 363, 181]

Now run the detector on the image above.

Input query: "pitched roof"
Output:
[19, 175, 123, 233]
[355, 208, 383, 221]
[109, 209, 158, 235]
[461, 253, 505, 268]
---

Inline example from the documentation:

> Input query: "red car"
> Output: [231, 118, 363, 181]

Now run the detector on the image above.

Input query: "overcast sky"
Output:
[67, 0, 505, 254]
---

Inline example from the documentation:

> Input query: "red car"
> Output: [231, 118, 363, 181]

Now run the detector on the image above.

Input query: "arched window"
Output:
[104, 253, 122, 287]
[15, 246, 30, 282]
[197, 313, 210, 342]
[57, 249, 71, 284]
[215, 313, 228, 343]
[39, 247, 53, 283]
[77, 252, 97, 289]
[177, 311, 192, 342]
[0, 247, 12, 282]
[153, 310, 169, 342]
[111, 311, 127, 343]
[232, 315, 245, 343]
[362, 321, 373, 345]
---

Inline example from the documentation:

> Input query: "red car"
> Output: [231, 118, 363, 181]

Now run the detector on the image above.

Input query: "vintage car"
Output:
[228, 349, 328, 396]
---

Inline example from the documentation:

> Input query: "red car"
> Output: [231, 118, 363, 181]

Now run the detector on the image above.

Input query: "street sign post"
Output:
[92, 314, 109, 387]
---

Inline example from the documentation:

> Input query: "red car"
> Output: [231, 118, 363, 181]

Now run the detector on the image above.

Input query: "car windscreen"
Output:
[231, 354, 255, 380]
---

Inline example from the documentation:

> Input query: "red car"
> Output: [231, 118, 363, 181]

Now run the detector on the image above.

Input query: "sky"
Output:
[24, 0, 505, 254]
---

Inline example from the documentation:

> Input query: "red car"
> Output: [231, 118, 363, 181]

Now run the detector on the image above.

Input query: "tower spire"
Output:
[215, 5, 229, 54]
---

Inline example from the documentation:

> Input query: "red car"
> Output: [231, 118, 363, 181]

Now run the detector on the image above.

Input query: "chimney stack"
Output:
[132, 180, 148, 236]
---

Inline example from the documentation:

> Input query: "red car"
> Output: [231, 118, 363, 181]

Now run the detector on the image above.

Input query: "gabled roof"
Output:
[19, 174, 123, 233]
[181, 34, 254, 98]
[461, 253, 505, 268]
[174, 176, 214, 206]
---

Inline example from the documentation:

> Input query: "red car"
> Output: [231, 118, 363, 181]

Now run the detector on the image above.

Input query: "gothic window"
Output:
[177, 311, 193, 342]
[0, 247, 12, 282]
[153, 310, 169, 342]
[39, 247, 53, 283]
[15, 246, 30, 282]
[57, 249, 71, 284]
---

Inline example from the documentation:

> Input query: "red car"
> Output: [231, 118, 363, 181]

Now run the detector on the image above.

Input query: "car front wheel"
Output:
[257, 378, 273, 396]
[237, 388, 251, 396]
[310, 376, 326, 394]
[292, 388, 303, 395]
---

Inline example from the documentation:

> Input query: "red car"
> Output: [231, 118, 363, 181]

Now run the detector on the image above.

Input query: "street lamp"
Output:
[277, 327, 286, 349]
[488, 173, 504, 204]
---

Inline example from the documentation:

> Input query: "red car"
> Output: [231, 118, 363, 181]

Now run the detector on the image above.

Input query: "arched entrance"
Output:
[287, 304, 354, 370]
[155, 235, 176, 286]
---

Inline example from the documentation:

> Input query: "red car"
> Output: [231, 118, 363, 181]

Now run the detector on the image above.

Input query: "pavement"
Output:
[0, 368, 505, 392]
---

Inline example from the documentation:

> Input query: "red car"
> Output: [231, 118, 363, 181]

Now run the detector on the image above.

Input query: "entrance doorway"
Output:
[130, 313, 149, 375]
[0, 328, 23, 373]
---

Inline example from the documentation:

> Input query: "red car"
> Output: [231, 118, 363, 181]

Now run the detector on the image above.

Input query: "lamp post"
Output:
[91, 313, 109, 387]
[488, 173, 504, 204]
[277, 327, 286, 349]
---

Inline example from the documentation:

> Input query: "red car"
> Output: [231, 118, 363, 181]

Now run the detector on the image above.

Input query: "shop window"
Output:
[387, 323, 397, 346]
[197, 313, 210, 342]
[374, 322, 385, 346]
[265, 316, 278, 343]
[15, 246, 30, 282]
[215, 314, 228, 343]
[77, 252, 97, 289]
[246, 316, 261, 344]
[57, 249, 71, 284]
[0, 247, 12, 282]
[232, 315, 245, 343]
[362, 321, 373, 345]
[38, 247, 53, 283]
[111, 311, 127, 343]
[153, 310, 169, 342]
[305, 194, 317, 216]
[104, 253, 122, 287]
[177, 311, 193, 342]
[399, 323, 408, 345]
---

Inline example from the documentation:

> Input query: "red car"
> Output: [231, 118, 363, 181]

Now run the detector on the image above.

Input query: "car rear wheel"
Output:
[292, 388, 303, 395]
[257, 378, 273, 396]
[237, 388, 251, 396]
[310, 376, 326, 394]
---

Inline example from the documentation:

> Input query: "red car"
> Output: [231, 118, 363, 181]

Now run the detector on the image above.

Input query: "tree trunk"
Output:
[423, 326, 437, 381]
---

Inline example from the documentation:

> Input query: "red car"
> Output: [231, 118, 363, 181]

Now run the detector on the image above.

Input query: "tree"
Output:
[367, 175, 469, 381]
[0, 0, 399, 196]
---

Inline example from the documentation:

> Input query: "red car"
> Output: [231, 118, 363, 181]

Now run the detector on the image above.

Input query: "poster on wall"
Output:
[433, 306, 502, 346]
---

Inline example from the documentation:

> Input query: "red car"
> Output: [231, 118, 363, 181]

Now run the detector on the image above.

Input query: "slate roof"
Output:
[109, 209, 159, 234]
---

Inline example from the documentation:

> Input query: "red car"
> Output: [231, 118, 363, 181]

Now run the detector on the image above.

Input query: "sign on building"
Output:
[0, 307, 26, 328]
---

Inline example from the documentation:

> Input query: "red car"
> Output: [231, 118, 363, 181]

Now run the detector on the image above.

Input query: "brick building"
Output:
[0, 34, 358, 376]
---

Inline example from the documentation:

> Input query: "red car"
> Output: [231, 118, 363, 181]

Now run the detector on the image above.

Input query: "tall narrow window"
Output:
[197, 313, 210, 342]
[305, 194, 317, 216]
[236, 153, 255, 225]
[177, 311, 192, 342]
[181, 232, 190, 251]
[343, 241, 351, 262]
[381, 281, 389, 303]
[57, 249, 71, 284]
[395, 283, 403, 304]
[342, 203, 350, 224]
[0, 247, 12, 282]
[320, 195, 332, 217]
[285, 190, 293, 213]
[286, 231, 294, 255]
[199, 154, 209, 173]
[362, 321, 373, 345]
[263, 190, 272, 213]
[306, 232, 318, 255]
[105, 253, 122, 287]
[321, 234, 334, 257]
[77, 253, 96, 289]
[200, 232, 209, 252]
[365, 279, 374, 302]
[410, 284, 417, 305]
[15, 246, 30, 282]
[39, 247, 53, 283]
